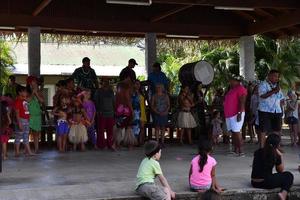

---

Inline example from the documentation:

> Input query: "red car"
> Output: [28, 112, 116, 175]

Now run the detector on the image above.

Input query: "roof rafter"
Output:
[152, 0, 300, 9]
[0, 14, 244, 37]
[248, 9, 300, 34]
[254, 8, 274, 18]
[32, 0, 52, 16]
[151, 5, 193, 23]
[233, 11, 256, 22]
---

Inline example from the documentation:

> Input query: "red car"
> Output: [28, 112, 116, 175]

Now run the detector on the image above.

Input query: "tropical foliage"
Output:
[157, 36, 300, 95]
[0, 39, 15, 87]
[255, 36, 300, 88]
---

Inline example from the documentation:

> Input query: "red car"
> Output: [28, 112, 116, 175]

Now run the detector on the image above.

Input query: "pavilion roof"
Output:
[0, 0, 299, 39]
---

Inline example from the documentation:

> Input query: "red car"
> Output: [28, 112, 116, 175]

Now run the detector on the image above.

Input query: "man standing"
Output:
[148, 62, 169, 95]
[258, 70, 284, 148]
[119, 58, 137, 83]
[2, 75, 19, 98]
[223, 75, 247, 156]
[71, 57, 98, 91]
[93, 78, 115, 150]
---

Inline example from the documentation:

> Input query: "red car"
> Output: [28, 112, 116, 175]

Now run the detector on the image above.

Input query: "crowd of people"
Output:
[135, 69, 298, 200]
[1, 57, 299, 200]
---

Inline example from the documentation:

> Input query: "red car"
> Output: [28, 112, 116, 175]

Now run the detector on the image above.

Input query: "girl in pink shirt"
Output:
[189, 140, 223, 193]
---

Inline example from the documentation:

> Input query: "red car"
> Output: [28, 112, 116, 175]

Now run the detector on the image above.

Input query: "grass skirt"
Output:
[123, 128, 137, 146]
[68, 124, 88, 144]
[113, 126, 137, 147]
[177, 111, 197, 128]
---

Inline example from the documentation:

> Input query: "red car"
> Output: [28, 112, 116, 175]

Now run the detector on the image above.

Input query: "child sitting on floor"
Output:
[136, 140, 175, 200]
[189, 140, 223, 193]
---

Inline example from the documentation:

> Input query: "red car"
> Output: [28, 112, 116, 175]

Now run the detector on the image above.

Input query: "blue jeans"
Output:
[87, 124, 96, 145]
[15, 118, 30, 144]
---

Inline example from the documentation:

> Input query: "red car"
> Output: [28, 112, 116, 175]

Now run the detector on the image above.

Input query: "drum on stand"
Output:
[178, 60, 214, 139]
[179, 60, 214, 86]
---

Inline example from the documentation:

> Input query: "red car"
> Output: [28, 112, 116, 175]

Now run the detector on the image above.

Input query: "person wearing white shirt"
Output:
[258, 70, 285, 148]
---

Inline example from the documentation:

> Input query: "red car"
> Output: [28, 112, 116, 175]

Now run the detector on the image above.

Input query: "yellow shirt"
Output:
[136, 157, 162, 188]
[139, 95, 147, 122]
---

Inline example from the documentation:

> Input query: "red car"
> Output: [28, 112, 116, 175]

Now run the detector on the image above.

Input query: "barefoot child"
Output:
[178, 85, 197, 145]
[285, 91, 299, 146]
[211, 111, 223, 145]
[0, 100, 12, 160]
[189, 140, 223, 193]
[136, 140, 176, 200]
[68, 99, 88, 151]
[81, 90, 97, 149]
[151, 84, 170, 147]
[27, 76, 44, 153]
[14, 85, 34, 157]
[53, 95, 71, 152]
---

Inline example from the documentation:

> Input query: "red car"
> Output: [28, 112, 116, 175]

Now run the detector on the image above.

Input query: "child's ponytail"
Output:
[198, 140, 213, 173]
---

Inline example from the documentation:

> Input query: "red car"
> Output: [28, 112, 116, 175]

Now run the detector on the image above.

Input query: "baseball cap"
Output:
[129, 58, 138, 65]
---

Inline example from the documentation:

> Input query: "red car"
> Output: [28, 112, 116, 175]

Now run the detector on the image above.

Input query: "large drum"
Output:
[179, 60, 214, 86]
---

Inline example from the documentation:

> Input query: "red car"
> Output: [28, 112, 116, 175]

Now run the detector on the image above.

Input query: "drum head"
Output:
[193, 60, 214, 85]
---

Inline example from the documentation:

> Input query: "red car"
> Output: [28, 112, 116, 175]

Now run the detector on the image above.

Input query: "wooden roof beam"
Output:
[233, 11, 256, 22]
[0, 14, 244, 37]
[32, 0, 52, 16]
[151, 5, 193, 23]
[287, 26, 300, 31]
[152, 0, 300, 9]
[285, 26, 300, 35]
[248, 9, 300, 34]
[254, 8, 274, 18]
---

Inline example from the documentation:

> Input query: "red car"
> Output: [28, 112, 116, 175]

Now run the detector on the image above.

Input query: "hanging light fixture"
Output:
[106, 0, 152, 6]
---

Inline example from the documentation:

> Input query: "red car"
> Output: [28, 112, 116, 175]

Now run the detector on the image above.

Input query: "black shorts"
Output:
[258, 111, 282, 133]
[286, 117, 299, 125]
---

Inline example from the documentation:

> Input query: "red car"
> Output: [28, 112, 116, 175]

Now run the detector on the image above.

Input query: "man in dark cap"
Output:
[119, 58, 137, 83]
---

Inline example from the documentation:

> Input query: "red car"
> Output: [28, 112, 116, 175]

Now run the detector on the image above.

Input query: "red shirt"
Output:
[15, 98, 30, 119]
[223, 84, 247, 118]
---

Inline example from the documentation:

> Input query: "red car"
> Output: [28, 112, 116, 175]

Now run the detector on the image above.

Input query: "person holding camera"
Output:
[257, 70, 285, 148]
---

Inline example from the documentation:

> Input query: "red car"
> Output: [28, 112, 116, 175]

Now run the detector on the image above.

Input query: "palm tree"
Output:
[0, 39, 15, 89]
[255, 36, 300, 89]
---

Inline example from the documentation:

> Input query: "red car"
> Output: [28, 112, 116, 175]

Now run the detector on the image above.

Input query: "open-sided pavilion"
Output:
[1, 0, 300, 80]
[1, 2, 300, 199]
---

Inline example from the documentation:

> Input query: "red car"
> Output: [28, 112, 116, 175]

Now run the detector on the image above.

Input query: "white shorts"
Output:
[226, 112, 245, 133]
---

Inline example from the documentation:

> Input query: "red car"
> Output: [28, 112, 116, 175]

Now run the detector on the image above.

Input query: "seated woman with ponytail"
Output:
[251, 134, 294, 200]
[189, 140, 223, 193]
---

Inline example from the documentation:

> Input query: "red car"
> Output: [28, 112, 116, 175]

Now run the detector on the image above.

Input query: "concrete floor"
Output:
[1, 138, 300, 200]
